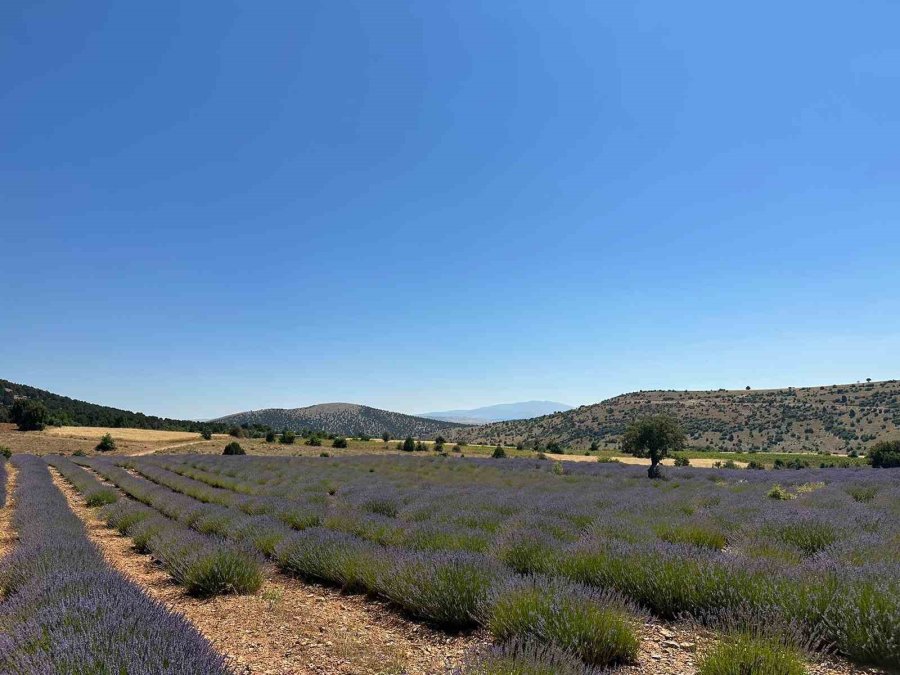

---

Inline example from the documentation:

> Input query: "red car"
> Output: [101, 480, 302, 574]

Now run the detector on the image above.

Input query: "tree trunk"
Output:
[647, 460, 663, 479]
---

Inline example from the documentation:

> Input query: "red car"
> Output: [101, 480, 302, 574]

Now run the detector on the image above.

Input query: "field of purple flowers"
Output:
[0, 455, 229, 674]
[58, 454, 900, 672]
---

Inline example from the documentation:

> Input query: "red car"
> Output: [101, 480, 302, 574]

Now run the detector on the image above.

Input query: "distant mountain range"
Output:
[447, 380, 900, 454]
[418, 401, 573, 424]
[213, 403, 467, 438]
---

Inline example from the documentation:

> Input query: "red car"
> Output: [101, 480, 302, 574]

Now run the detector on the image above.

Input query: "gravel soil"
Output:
[0, 463, 17, 557]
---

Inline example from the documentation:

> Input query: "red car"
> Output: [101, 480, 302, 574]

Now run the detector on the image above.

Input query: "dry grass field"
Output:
[45, 426, 205, 443]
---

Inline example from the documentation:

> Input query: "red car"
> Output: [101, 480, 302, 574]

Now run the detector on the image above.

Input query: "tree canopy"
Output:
[621, 415, 685, 478]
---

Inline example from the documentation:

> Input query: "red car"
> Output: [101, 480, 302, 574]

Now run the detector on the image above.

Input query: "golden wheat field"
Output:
[44, 426, 205, 442]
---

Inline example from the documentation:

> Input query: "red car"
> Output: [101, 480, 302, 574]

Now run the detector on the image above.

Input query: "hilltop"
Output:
[447, 380, 900, 454]
[418, 401, 573, 424]
[214, 403, 468, 438]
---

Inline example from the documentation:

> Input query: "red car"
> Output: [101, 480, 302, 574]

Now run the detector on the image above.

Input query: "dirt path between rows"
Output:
[0, 464, 18, 558]
[51, 468, 484, 674]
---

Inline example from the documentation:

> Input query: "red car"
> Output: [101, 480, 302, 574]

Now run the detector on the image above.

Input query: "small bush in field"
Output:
[492, 445, 507, 459]
[482, 577, 640, 667]
[228, 427, 244, 438]
[767, 484, 794, 500]
[85, 488, 118, 507]
[306, 435, 322, 447]
[201, 429, 212, 440]
[452, 444, 462, 453]
[0, 445, 12, 459]
[673, 454, 690, 467]
[265, 431, 276, 443]
[223, 442, 245, 456]
[280, 430, 296, 444]
[845, 485, 877, 502]
[746, 460, 765, 470]
[332, 437, 348, 449]
[868, 439, 900, 468]
[656, 522, 727, 550]
[182, 548, 263, 597]
[698, 634, 806, 675]
[95, 434, 116, 452]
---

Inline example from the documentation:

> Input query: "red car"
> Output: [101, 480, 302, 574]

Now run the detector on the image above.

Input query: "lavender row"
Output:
[75, 458, 263, 597]
[46, 455, 118, 506]
[115, 459, 647, 668]
[0, 455, 229, 674]
[149, 454, 899, 668]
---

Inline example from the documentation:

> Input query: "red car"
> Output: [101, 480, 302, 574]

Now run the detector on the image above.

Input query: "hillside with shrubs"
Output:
[214, 402, 467, 438]
[449, 380, 900, 454]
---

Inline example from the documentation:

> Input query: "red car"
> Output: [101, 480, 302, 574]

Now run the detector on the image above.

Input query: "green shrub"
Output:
[462, 639, 600, 675]
[10, 399, 48, 431]
[483, 578, 639, 667]
[656, 523, 727, 550]
[767, 520, 838, 556]
[868, 439, 900, 468]
[845, 485, 878, 503]
[402, 436, 416, 452]
[183, 549, 263, 597]
[0, 445, 11, 459]
[200, 429, 212, 440]
[673, 454, 690, 467]
[746, 460, 765, 470]
[698, 634, 806, 675]
[223, 441, 245, 456]
[85, 488, 118, 507]
[452, 444, 462, 453]
[306, 435, 322, 447]
[95, 433, 116, 452]
[265, 431, 276, 443]
[767, 485, 794, 500]
[332, 437, 348, 449]
[546, 442, 564, 454]
[228, 426, 245, 438]
[492, 445, 507, 459]
[280, 430, 296, 445]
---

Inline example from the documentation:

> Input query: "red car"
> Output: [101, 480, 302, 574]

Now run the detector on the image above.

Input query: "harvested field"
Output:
[45, 426, 212, 442]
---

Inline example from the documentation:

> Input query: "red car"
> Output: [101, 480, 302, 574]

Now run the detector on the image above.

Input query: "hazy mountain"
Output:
[447, 380, 900, 454]
[214, 403, 468, 438]
[418, 401, 573, 424]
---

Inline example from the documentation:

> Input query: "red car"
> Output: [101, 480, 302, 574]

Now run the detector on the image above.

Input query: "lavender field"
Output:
[46, 452, 895, 673]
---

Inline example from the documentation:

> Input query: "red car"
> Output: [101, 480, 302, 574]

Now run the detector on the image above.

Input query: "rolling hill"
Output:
[418, 401, 573, 424]
[0, 378, 223, 432]
[214, 403, 468, 438]
[446, 380, 900, 454]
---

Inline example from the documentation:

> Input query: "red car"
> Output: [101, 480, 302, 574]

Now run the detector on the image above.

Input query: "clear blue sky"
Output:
[2, 1, 898, 420]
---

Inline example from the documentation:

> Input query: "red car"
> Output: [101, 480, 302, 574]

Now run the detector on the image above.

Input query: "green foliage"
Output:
[85, 488, 118, 507]
[10, 399, 48, 431]
[95, 433, 116, 452]
[767, 484, 795, 500]
[280, 430, 296, 445]
[845, 485, 878, 503]
[746, 460, 765, 470]
[382, 432, 390, 443]
[228, 426, 244, 438]
[306, 435, 322, 447]
[546, 441, 563, 454]
[484, 580, 639, 667]
[673, 454, 690, 467]
[264, 431, 276, 443]
[332, 437, 348, 449]
[182, 549, 264, 597]
[656, 523, 727, 550]
[492, 445, 507, 459]
[868, 439, 900, 468]
[0, 445, 11, 459]
[200, 429, 212, 440]
[222, 441, 245, 456]
[698, 634, 806, 675]
[402, 436, 416, 452]
[621, 416, 685, 470]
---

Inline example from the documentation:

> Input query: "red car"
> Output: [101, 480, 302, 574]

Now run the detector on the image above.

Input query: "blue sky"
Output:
[2, 1, 898, 419]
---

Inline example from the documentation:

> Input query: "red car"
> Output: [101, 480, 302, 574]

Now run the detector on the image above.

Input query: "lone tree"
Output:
[382, 432, 390, 444]
[402, 436, 416, 452]
[95, 433, 116, 452]
[621, 415, 685, 479]
[223, 441, 245, 455]
[869, 439, 900, 468]
[10, 399, 48, 431]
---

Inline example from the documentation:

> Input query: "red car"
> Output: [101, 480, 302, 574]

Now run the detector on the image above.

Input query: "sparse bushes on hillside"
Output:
[223, 442, 245, 455]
